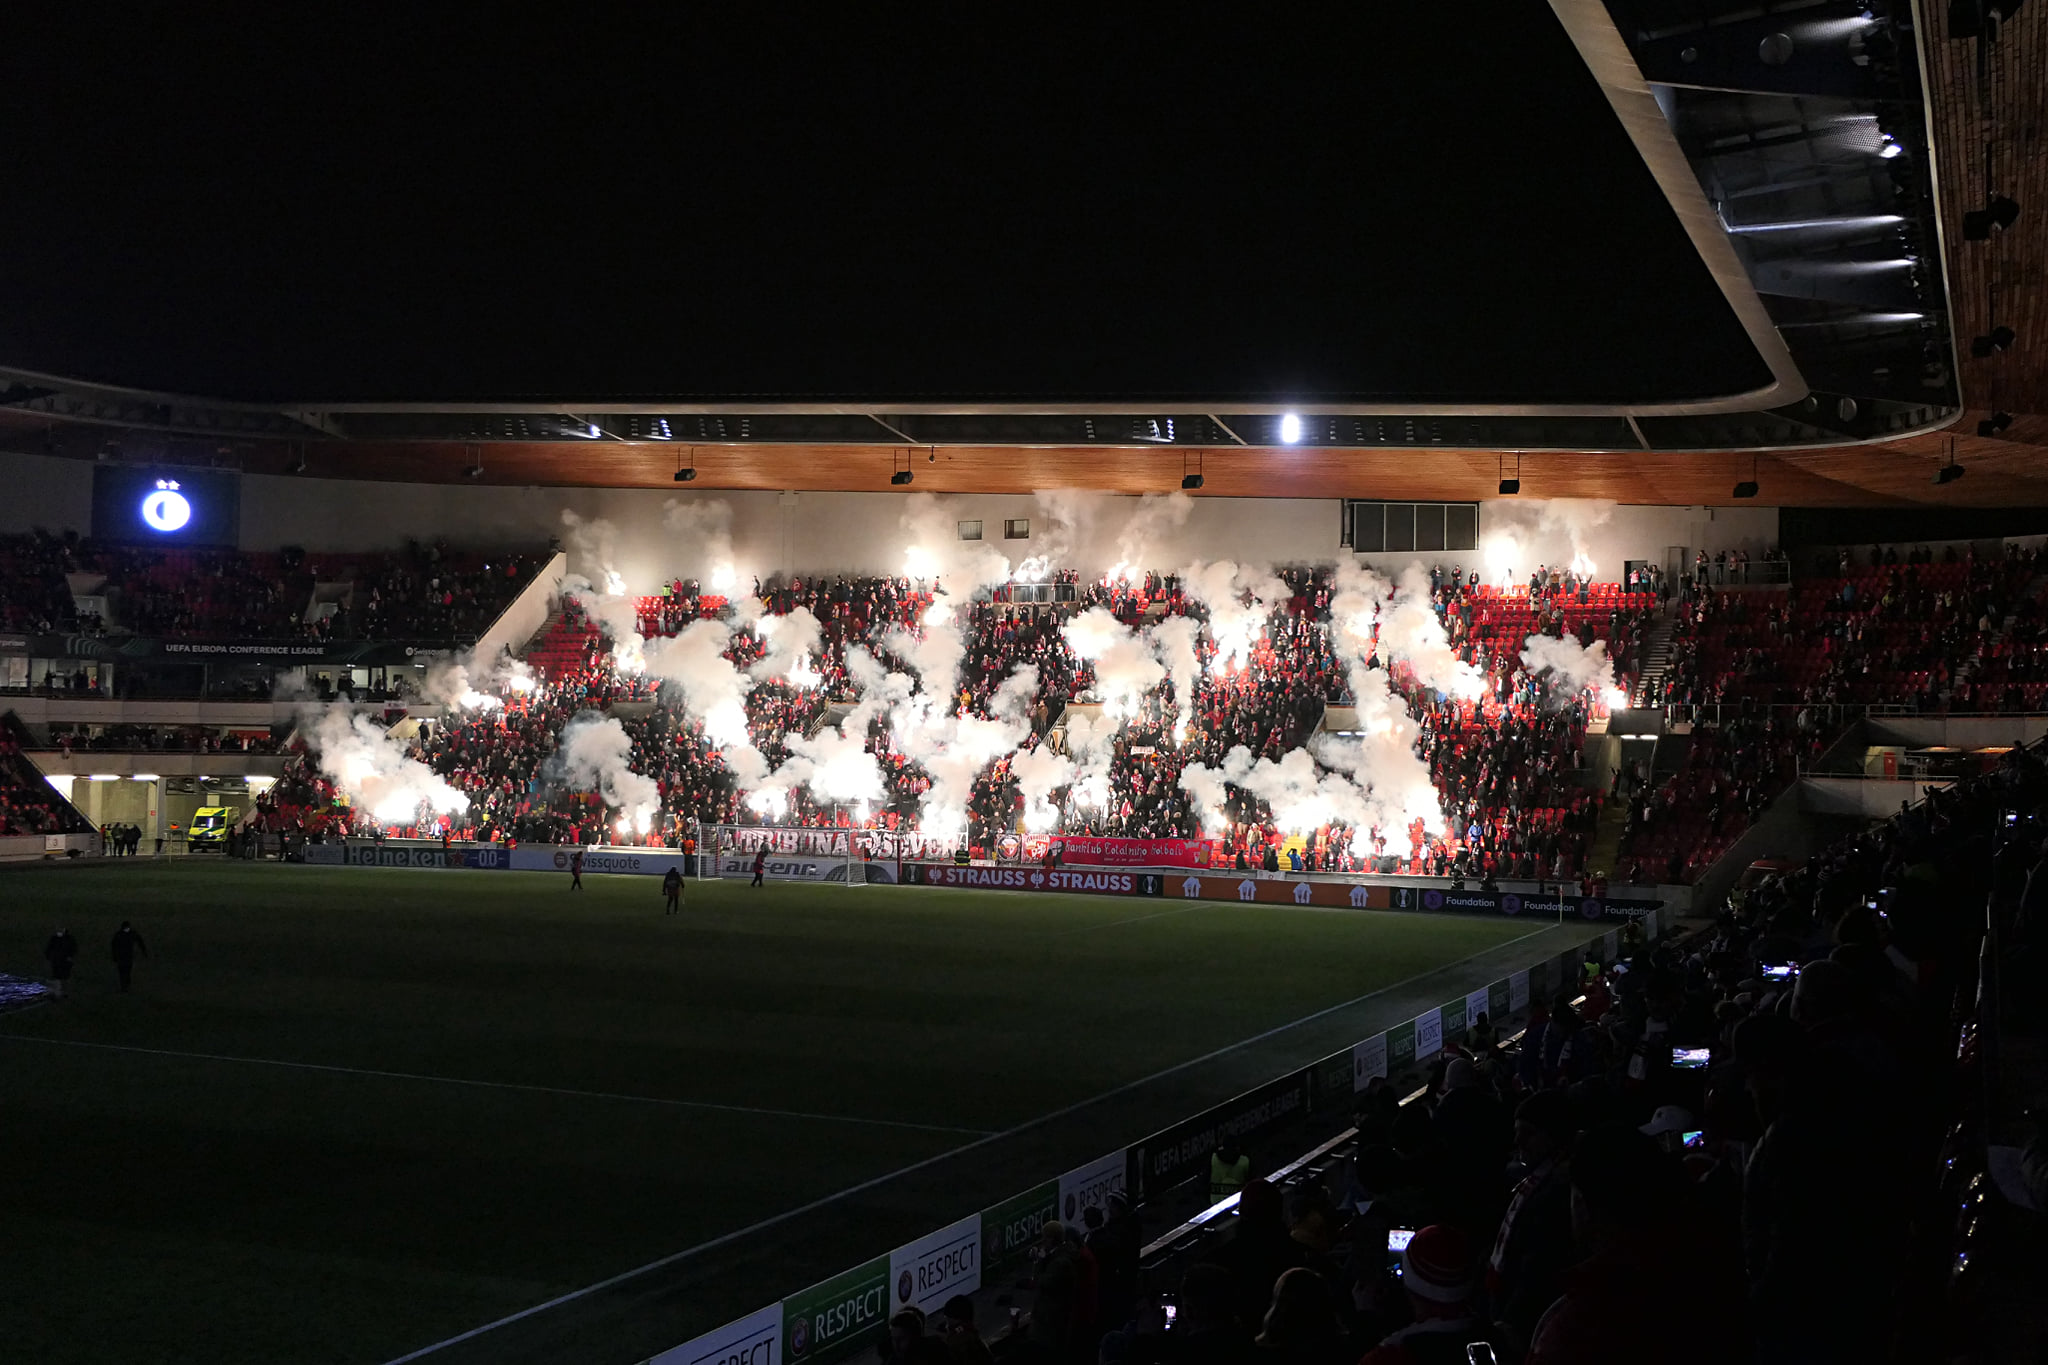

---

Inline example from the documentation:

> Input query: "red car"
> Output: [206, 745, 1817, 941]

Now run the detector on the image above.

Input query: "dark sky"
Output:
[0, 7, 1769, 406]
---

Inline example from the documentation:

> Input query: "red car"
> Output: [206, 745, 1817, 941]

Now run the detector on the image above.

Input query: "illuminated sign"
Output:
[140, 480, 192, 533]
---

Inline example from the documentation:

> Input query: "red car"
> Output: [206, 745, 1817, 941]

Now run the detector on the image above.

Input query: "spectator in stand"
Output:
[1251, 1266, 1348, 1365]
[1357, 1225, 1492, 1365]
[1523, 1126, 1746, 1364]
[1487, 1090, 1576, 1355]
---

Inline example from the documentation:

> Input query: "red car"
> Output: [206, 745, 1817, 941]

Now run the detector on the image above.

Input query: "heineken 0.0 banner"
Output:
[783, 1258, 889, 1363]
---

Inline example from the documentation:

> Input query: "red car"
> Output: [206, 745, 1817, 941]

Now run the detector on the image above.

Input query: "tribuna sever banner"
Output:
[704, 825, 963, 861]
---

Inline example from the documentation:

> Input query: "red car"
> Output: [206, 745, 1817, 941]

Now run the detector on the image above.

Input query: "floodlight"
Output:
[1498, 478, 1520, 495]
[890, 470, 913, 486]
[673, 467, 697, 481]
[1278, 413, 1303, 444]
[1978, 412, 2014, 437]
[1181, 473, 1204, 490]
[1934, 462, 1966, 484]
[1732, 480, 1760, 499]
[1970, 326, 2016, 357]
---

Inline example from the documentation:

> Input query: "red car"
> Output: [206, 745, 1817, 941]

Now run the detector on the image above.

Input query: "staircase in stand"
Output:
[1629, 609, 1681, 709]
[1584, 798, 1631, 880]
[1952, 569, 2048, 696]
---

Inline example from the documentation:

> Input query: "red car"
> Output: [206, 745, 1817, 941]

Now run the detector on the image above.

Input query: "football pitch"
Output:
[0, 861, 1592, 1365]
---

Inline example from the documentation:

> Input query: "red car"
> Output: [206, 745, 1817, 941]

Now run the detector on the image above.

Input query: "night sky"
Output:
[0, 7, 1769, 406]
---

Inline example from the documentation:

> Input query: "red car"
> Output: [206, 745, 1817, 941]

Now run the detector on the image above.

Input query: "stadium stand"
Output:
[0, 532, 546, 641]
[899, 744, 1997, 1364]
[0, 713, 92, 837]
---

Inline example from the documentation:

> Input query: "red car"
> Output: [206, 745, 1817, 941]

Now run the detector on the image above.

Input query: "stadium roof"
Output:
[1, 1, 2039, 501]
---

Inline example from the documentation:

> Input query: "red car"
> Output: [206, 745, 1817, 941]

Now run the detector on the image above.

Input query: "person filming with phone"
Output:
[1356, 1224, 1492, 1365]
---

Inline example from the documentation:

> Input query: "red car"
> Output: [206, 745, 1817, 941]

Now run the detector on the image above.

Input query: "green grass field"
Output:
[0, 861, 1588, 1365]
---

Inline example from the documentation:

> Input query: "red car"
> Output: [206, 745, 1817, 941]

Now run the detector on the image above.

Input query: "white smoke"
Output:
[563, 573, 648, 675]
[1181, 561, 1285, 677]
[1520, 634, 1625, 709]
[553, 712, 662, 833]
[990, 662, 1042, 725]
[663, 496, 739, 593]
[1010, 744, 1077, 832]
[560, 510, 625, 591]
[749, 606, 824, 689]
[879, 597, 968, 714]
[1151, 614, 1203, 740]
[422, 651, 538, 712]
[303, 706, 470, 824]
[644, 618, 754, 752]
[1378, 564, 1485, 701]
[421, 655, 499, 712]
[756, 720, 889, 813]
[1484, 498, 1616, 578]
[899, 493, 1013, 592]
[1108, 492, 1192, 582]
[1062, 607, 1164, 719]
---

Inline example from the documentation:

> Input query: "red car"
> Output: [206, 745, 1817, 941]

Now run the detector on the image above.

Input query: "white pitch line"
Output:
[374, 920, 1567, 1365]
[1059, 903, 1211, 933]
[0, 1036, 995, 1138]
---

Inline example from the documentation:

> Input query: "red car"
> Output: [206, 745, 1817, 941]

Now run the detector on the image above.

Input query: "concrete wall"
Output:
[1801, 776, 1949, 818]
[471, 550, 566, 658]
[1, 450, 1781, 590]
[28, 753, 288, 779]
[4, 698, 311, 727]
[1866, 716, 2048, 748]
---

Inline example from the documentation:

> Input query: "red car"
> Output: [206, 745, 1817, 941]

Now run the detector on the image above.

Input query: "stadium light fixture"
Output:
[1181, 448, 1205, 491]
[131, 774, 161, 783]
[1978, 411, 2015, 438]
[1934, 462, 1967, 484]
[1181, 474, 1204, 490]
[1278, 413, 1303, 444]
[1732, 455, 1759, 499]
[1498, 452, 1521, 496]
[1970, 326, 2017, 357]
[891, 470, 914, 486]
[674, 446, 698, 481]
[1949, 0, 2027, 41]
[1964, 196, 2021, 240]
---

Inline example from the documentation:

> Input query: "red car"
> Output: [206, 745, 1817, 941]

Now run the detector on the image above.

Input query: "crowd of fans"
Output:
[970, 742, 1995, 1364]
[0, 714, 92, 838]
[341, 565, 1646, 875]
[0, 531, 544, 641]
[1659, 545, 2044, 715]
[35, 538, 2048, 892]
[41, 722, 284, 754]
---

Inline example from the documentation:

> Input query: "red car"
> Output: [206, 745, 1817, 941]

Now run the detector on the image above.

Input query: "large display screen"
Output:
[91, 465, 240, 545]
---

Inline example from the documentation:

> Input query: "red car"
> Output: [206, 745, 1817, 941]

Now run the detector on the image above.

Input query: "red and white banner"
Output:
[1037, 836, 1212, 868]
